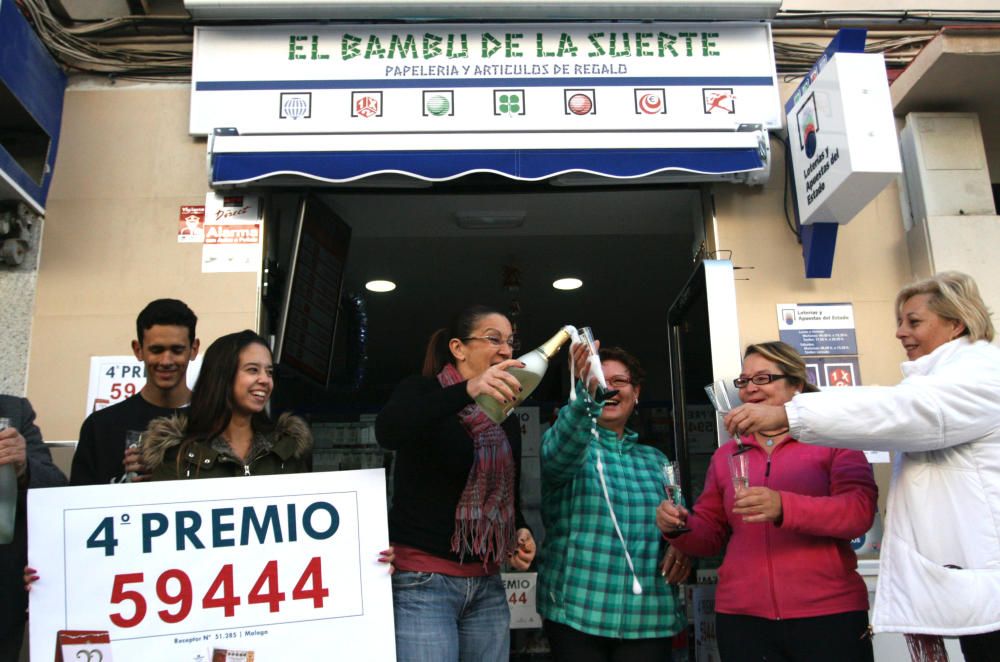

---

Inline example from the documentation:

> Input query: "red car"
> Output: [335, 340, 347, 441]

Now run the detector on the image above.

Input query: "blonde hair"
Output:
[895, 271, 995, 343]
[743, 341, 819, 394]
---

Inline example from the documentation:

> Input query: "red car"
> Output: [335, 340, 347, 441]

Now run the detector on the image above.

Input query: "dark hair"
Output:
[136, 299, 197, 346]
[598, 346, 646, 388]
[421, 304, 508, 377]
[184, 330, 273, 448]
[743, 341, 819, 394]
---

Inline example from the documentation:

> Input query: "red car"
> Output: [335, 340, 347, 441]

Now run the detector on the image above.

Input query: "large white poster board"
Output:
[29, 469, 395, 661]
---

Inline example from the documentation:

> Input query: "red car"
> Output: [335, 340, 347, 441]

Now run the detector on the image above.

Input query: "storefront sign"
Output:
[776, 302, 857, 357]
[191, 22, 781, 138]
[86, 356, 201, 414]
[28, 469, 396, 661]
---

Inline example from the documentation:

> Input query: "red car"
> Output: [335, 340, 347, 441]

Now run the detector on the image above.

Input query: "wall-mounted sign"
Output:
[776, 302, 857, 357]
[191, 22, 781, 139]
[786, 50, 900, 227]
[202, 192, 263, 273]
[177, 204, 206, 243]
[783, 29, 902, 278]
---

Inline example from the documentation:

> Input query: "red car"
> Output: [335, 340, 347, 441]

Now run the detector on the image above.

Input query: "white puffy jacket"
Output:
[785, 338, 1000, 636]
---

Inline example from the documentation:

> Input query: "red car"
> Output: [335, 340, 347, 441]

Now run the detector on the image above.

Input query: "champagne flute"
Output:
[579, 326, 619, 402]
[728, 452, 750, 495]
[662, 461, 691, 534]
[704, 379, 750, 455]
[0, 417, 16, 544]
[124, 430, 144, 483]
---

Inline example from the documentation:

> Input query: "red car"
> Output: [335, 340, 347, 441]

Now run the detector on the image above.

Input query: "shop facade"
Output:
[1, 1, 998, 659]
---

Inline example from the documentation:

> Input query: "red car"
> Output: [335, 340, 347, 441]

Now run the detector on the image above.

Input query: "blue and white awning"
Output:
[208, 129, 770, 187]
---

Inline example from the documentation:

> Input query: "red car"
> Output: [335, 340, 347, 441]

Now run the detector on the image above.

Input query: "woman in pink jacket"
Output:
[657, 341, 877, 662]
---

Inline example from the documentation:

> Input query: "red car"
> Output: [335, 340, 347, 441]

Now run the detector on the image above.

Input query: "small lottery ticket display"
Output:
[29, 469, 395, 661]
[502, 572, 541, 629]
[85, 356, 202, 415]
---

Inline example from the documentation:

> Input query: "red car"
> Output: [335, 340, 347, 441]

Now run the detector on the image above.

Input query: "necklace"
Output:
[762, 428, 789, 447]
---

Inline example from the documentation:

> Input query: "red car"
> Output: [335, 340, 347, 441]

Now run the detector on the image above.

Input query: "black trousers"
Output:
[0, 623, 24, 662]
[716, 610, 874, 662]
[960, 629, 1000, 662]
[543, 619, 674, 662]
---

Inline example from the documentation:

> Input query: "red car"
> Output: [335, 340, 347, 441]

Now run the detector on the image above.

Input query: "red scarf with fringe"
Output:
[437, 363, 516, 565]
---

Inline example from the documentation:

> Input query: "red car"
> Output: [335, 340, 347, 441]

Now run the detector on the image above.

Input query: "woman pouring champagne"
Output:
[376, 305, 537, 662]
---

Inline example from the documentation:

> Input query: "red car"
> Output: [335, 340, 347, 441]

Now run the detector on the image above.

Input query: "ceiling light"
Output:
[365, 279, 396, 293]
[552, 277, 583, 291]
[455, 211, 526, 230]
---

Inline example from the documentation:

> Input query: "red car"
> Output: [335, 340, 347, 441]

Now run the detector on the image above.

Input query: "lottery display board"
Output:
[29, 469, 395, 661]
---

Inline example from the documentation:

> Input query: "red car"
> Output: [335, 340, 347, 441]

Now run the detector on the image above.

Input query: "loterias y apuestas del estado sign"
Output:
[190, 22, 780, 136]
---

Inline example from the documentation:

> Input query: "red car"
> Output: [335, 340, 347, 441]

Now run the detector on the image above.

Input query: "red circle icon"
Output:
[568, 94, 593, 115]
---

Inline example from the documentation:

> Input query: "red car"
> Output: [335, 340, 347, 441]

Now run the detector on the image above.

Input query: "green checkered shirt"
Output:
[537, 386, 685, 639]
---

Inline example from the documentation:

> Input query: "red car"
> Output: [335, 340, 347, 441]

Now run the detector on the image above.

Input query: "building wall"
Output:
[0, 218, 43, 396]
[26, 70, 918, 445]
[26, 82, 259, 441]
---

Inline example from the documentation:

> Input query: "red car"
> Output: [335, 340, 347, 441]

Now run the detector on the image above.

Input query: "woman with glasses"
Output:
[538, 343, 689, 661]
[657, 341, 877, 662]
[375, 304, 536, 662]
[723, 272, 1000, 662]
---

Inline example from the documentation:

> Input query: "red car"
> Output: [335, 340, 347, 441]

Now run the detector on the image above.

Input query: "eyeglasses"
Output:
[733, 374, 788, 389]
[462, 335, 520, 350]
[606, 376, 632, 389]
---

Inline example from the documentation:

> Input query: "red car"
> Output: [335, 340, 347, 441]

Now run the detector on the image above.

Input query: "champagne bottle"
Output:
[475, 327, 573, 423]
[0, 417, 16, 545]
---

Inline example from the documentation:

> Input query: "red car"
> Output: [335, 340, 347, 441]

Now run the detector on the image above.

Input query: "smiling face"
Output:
[737, 353, 800, 407]
[896, 293, 965, 361]
[449, 313, 514, 380]
[132, 324, 199, 398]
[598, 359, 640, 435]
[230, 342, 274, 418]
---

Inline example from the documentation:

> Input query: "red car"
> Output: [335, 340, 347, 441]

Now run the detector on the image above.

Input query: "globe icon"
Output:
[427, 95, 451, 116]
[283, 97, 309, 119]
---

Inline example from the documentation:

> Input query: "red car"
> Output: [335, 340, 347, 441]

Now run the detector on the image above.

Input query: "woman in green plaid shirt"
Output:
[538, 344, 690, 661]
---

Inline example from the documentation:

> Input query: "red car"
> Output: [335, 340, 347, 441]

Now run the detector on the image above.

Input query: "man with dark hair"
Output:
[0, 396, 66, 657]
[70, 299, 200, 485]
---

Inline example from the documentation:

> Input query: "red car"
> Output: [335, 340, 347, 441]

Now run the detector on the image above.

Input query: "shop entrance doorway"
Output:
[263, 183, 740, 661]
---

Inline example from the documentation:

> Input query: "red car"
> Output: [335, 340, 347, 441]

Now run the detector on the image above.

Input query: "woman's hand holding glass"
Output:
[464, 359, 525, 403]
[732, 487, 783, 524]
[655, 499, 691, 536]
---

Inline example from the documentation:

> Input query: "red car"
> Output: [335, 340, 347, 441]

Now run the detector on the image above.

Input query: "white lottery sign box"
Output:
[28, 469, 395, 661]
[787, 52, 901, 226]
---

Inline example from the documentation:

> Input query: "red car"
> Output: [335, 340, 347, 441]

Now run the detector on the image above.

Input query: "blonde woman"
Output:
[724, 272, 1000, 661]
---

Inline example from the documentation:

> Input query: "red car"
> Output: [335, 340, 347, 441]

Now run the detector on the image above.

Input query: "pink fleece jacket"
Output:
[671, 436, 877, 619]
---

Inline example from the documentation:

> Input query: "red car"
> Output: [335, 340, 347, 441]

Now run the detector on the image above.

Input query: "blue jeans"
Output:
[391, 571, 510, 662]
